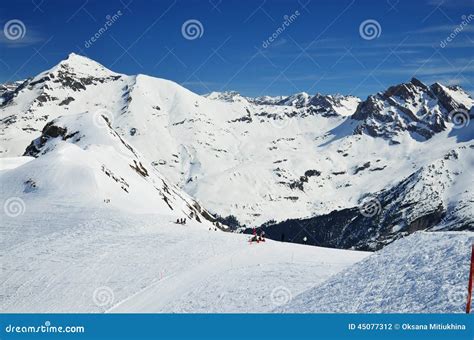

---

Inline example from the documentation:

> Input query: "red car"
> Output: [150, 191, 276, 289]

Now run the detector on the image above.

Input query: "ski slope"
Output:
[0, 209, 367, 313]
[280, 231, 474, 313]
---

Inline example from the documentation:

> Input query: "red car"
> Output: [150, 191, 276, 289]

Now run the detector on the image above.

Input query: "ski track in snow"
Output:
[280, 231, 474, 313]
[0, 211, 368, 313]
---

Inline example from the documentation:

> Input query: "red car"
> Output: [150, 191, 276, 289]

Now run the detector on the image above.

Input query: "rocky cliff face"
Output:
[352, 78, 473, 142]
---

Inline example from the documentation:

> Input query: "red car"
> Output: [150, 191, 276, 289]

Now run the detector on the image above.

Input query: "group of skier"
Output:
[249, 228, 265, 243]
[175, 220, 267, 244]
[176, 218, 187, 225]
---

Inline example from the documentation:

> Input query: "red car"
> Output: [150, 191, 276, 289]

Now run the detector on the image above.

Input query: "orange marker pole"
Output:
[466, 244, 474, 314]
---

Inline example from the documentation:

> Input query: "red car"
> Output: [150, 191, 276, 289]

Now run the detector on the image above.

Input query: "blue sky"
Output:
[0, 0, 473, 98]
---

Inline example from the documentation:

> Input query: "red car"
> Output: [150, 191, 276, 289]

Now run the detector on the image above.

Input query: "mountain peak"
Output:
[381, 77, 429, 101]
[204, 91, 248, 103]
[66, 52, 88, 60]
[55, 53, 117, 76]
[409, 77, 428, 89]
[62, 52, 100, 65]
[22, 53, 122, 94]
[353, 78, 474, 141]
[276, 92, 310, 107]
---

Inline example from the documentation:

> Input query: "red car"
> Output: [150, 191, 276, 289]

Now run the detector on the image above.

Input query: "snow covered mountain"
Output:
[1, 111, 221, 227]
[353, 78, 473, 142]
[204, 90, 360, 115]
[0, 53, 472, 248]
[1, 53, 473, 314]
[253, 143, 473, 250]
[0, 80, 24, 97]
[204, 91, 249, 104]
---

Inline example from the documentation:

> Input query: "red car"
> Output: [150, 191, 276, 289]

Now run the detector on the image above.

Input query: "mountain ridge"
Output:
[1, 53, 472, 250]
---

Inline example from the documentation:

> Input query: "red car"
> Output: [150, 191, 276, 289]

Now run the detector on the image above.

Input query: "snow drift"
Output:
[280, 231, 473, 313]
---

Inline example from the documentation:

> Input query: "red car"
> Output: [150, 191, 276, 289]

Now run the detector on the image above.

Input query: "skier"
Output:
[249, 228, 259, 243]
[260, 231, 266, 242]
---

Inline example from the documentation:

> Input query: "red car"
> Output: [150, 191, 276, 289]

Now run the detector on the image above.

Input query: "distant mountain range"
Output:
[1, 53, 473, 250]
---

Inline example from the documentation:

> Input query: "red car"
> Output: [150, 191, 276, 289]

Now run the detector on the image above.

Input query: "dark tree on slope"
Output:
[214, 214, 241, 231]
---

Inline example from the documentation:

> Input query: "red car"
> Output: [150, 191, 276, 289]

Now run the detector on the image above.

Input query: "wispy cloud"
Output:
[375, 58, 474, 79]
[0, 27, 44, 48]
[411, 24, 474, 34]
